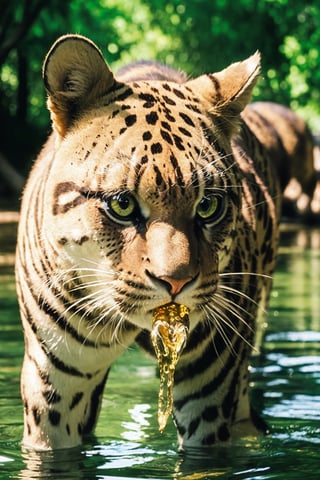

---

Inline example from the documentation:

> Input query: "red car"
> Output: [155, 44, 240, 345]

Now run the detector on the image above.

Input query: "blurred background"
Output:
[0, 0, 319, 198]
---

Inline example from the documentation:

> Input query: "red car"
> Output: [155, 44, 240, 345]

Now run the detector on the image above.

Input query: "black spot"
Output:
[66, 424, 71, 435]
[49, 409, 61, 426]
[186, 103, 201, 114]
[58, 237, 68, 245]
[141, 155, 149, 164]
[163, 83, 172, 91]
[173, 88, 186, 99]
[125, 114, 137, 127]
[178, 126, 192, 137]
[32, 407, 41, 425]
[139, 92, 156, 107]
[74, 235, 89, 245]
[217, 423, 230, 441]
[160, 129, 173, 145]
[179, 112, 195, 126]
[163, 95, 176, 105]
[165, 111, 176, 122]
[202, 433, 216, 445]
[202, 405, 218, 422]
[146, 111, 158, 125]
[151, 142, 163, 154]
[119, 127, 127, 135]
[111, 109, 120, 118]
[161, 121, 171, 131]
[142, 131, 152, 141]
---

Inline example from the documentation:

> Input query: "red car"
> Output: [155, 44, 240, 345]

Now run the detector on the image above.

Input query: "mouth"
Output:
[150, 302, 190, 432]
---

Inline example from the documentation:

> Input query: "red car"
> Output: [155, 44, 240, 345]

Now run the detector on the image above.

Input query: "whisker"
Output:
[201, 303, 238, 357]
[214, 292, 255, 331]
[211, 303, 256, 352]
[218, 283, 267, 316]
[219, 271, 271, 280]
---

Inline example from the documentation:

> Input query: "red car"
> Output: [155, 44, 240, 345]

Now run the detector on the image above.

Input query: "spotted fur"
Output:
[15, 34, 287, 451]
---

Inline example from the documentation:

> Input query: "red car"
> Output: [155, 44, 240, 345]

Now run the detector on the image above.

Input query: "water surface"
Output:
[0, 218, 319, 479]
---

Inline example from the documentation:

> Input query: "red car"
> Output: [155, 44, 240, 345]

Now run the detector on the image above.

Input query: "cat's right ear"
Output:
[186, 52, 261, 138]
[43, 34, 115, 137]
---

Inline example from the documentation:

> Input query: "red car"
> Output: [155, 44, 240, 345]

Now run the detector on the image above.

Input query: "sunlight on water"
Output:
[0, 220, 319, 479]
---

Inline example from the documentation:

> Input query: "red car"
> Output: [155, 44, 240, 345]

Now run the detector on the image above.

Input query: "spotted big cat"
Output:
[16, 34, 314, 451]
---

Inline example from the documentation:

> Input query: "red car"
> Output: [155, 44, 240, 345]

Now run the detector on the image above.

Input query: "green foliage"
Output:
[0, 0, 319, 175]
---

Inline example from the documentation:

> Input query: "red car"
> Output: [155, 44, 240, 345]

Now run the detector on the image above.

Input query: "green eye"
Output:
[196, 194, 226, 225]
[105, 193, 138, 224]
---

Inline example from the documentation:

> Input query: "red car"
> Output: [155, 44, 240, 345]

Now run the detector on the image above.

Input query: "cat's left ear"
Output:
[43, 34, 116, 137]
[186, 52, 261, 137]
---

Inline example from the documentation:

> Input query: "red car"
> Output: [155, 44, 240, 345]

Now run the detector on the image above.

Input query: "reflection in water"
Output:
[18, 439, 271, 480]
[19, 447, 87, 479]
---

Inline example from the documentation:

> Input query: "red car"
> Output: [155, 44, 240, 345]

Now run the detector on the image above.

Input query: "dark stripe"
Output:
[174, 335, 242, 410]
[160, 129, 173, 145]
[83, 370, 110, 435]
[222, 362, 240, 419]
[43, 389, 61, 405]
[169, 152, 184, 187]
[175, 326, 230, 384]
[207, 74, 222, 101]
[114, 87, 134, 102]
[53, 181, 86, 215]
[32, 407, 41, 425]
[40, 341, 93, 378]
[190, 163, 200, 197]
[38, 296, 112, 348]
[69, 392, 84, 410]
[179, 112, 195, 127]
[188, 417, 200, 439]
[153, 165, 164, 186]
[172, 133, 185, 151]
[172, 412, 186, 436]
